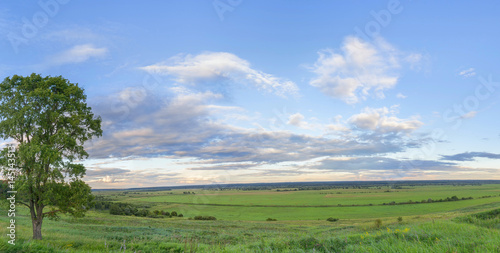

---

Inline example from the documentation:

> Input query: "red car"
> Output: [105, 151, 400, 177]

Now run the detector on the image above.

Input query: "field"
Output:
[1, 181, 500, 252]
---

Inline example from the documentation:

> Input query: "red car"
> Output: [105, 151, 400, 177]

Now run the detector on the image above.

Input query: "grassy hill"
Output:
[1, 181, 499, 252]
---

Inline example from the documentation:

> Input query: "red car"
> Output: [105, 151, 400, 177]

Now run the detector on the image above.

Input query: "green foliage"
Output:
[194, 216, 217, 220]
[374, 219, 382, 228]
[326, 217, 339, 222]
[0, 73, 102, 239]
[397, 216, 403, 222]
[1, 186, 500, 252]
[472, 208, 500, 220]
[266, 218, 277, 221]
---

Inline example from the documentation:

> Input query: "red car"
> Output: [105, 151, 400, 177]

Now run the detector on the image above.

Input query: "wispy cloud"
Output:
[459, 68, 476, 78]
[396, 93, 407, 99]
[440, 152, 500, 161]
[84, 167, 182, 188]
[460, 111, 477, 119]
[309, 36, 421, 104]
[140, 52, 299, 97]
[49, 44, 108, 65]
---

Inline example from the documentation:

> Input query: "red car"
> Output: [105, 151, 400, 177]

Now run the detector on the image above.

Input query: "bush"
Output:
[193, 216, 217, 220]
[397, 216, 403, 222]
[266, 218, 277, 221]
[178, 214, 183, 217]
[171, 211, 178, 217]
[109, 204, 122, 215]
[326, 217, 339, 222]
[136, 209, 149, 217]
[374, 219, 382, 228]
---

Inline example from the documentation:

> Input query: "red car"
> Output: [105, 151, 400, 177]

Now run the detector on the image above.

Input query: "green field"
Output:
[1, 182, 500, 252]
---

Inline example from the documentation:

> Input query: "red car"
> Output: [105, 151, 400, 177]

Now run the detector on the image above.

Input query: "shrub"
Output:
[171, 211, 178, 217]
[397, 216, 403, 222]
[109, 204, 122, 215]
[178, 214, 183, 217]
[136, 209, 149, 217]
[374, 219, 382, 228]
[193, 216, 217, 220]
[326, 217, 339, 222]
[266, 218, 277, 221]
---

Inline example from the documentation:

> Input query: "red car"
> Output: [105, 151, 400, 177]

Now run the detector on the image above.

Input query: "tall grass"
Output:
[1, 213, 499, 252]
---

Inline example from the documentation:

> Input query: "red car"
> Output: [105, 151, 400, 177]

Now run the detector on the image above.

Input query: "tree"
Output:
[0, 74, 102, 240]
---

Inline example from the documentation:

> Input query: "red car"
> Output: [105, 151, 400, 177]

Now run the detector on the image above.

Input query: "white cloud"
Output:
[459, 68, 476, 78]
[396, 93, 407, 99]
[348, 107, 422, 134]
[287, 112, 320, 130]
[50, 44, 108, 65]
[309, 36, 420, 104]
[287, 113, 305, 126]
[140, 52, 299, 97]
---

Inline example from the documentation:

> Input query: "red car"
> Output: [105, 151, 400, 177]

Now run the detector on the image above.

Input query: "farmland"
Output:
[1, 180, 500, 252]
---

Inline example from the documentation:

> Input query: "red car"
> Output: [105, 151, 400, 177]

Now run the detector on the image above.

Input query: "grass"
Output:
[122, 184, 500, 207]
[1, 183, 500, 252]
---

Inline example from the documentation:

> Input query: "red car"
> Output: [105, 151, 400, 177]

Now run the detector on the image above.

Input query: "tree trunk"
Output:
[32, 218, 43, 240]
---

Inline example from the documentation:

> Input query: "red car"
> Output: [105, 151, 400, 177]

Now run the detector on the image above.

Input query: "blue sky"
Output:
[1, 1, 499, 188]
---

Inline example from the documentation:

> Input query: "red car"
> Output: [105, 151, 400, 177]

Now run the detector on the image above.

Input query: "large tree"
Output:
[0, 73, 102, 240]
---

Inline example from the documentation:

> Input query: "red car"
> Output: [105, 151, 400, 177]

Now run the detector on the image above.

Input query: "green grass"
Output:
[1, 184, 500, 252]
[126, 184, 500, 207]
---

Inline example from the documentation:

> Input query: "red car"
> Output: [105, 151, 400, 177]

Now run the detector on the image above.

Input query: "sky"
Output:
[1, 1, 499, 189]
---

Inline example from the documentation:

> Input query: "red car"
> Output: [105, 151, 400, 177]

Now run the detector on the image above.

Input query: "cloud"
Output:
[348, 107, 423, 134]
[287, 113, 305, 127]
[309, 36, 420, 104]
[186, 163, 259, 171]
[88, 93, 425, 165]
[84, 167, 183, 189]
[140, 52, 299, 97]
[50, 44, 108, 65]
[86, 168, 131, 177]
[459, 68, 476, 78]
[295, 156, 500, 181]
[440, 152, 500, 161]
[310, 157, 456, 172]
[86, 84, 431, 184]
[460, 111, 477, 119]
[396, 93, 407, 99]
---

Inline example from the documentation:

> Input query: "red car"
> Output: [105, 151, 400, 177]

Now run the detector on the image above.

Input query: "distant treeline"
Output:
[92, 180, 500, 192]
[91, 196, 183, 218]
[381, 196, 473, 205]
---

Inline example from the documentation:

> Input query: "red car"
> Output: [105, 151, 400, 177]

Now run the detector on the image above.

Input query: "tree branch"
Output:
[42, 209, 62, 216]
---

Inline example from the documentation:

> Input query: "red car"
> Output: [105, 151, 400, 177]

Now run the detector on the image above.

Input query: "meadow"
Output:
[1, 181, 500, 252]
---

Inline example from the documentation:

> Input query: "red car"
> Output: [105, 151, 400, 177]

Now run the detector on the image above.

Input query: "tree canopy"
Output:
[0, 73, 102, 240]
